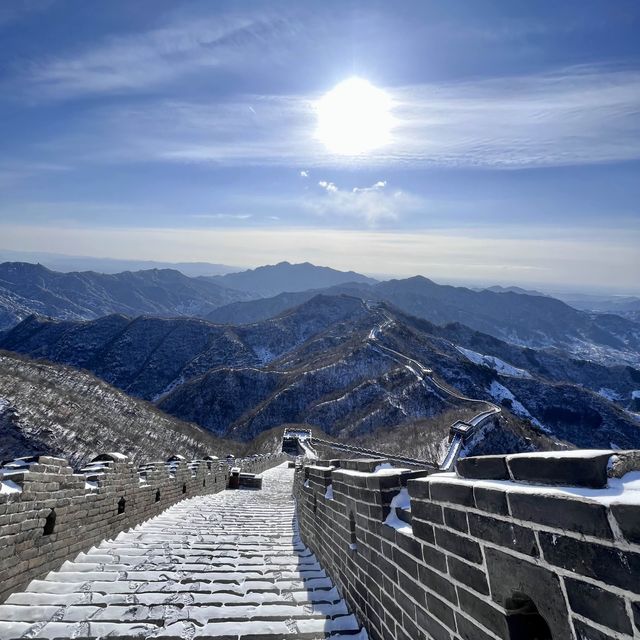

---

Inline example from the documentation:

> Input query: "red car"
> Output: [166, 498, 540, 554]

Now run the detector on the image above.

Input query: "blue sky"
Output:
[0, 0, 639, 292]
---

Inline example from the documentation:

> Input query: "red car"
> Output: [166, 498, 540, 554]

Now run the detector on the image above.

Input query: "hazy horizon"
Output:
[1, 246, 638, 297]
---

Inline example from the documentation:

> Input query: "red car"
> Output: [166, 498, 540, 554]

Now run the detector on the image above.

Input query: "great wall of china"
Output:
[0, 452, 287, 605]
[0, 444, 638, 639]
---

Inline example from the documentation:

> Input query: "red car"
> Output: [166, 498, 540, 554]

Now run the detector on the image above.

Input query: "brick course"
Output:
[0, 452, 287, 603]
[294, 451, 640, 640]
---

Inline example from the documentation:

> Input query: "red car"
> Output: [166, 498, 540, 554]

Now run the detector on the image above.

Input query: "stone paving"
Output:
[0, 464, 366, 639]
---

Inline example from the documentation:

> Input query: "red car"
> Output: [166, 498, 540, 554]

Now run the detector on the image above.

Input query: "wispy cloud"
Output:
[70, 65, 640, 170]
[0, 161, 69, 188]
[189, 213, 252, 220]
[353, 181, 386, 193]
[392, 66, 640, 168]
[22, 12, 295, 99]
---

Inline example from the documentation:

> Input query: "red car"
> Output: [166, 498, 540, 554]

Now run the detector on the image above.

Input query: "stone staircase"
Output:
[0, 464, 367, 639]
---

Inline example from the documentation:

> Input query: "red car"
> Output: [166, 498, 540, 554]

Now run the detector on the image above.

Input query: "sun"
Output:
[316, 77, 394, 155]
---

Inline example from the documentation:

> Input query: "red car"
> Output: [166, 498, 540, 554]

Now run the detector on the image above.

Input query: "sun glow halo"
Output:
[316, 77, 394, 155]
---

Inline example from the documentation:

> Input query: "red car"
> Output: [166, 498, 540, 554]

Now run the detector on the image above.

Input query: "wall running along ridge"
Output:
[0, 452, 287, 603]
[294, 450, 640, 640]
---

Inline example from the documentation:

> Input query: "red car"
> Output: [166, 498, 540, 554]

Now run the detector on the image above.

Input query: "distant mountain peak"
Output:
[207, 261, 377, 297]
[484, 285, 548, 297]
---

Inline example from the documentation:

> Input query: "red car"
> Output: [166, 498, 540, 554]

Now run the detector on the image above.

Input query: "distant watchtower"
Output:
[282, 427, 313, 455]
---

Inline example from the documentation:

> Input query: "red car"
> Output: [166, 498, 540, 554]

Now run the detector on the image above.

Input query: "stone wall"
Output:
[0, 451, 288, 603]
[294, 451, 640, 640]
[237, 453, 289, 475]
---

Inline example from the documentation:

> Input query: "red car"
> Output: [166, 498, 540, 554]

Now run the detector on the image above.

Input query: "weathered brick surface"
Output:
[0, 452, 287, 603]
[294, 453, 640, 640]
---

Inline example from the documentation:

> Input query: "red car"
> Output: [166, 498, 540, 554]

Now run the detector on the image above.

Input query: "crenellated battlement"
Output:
[0, 451, 287, 603]
[294, 450, 640, 640]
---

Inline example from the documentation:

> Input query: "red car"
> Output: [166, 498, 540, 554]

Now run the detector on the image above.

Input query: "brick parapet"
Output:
[294, 450, 640, 640]
[0, 451, 288, 603]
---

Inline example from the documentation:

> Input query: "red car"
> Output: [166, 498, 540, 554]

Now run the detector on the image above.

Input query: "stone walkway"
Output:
[0, 464, 366, 639]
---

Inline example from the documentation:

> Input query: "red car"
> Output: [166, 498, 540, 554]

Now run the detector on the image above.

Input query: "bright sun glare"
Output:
[316, 77, 394, 155]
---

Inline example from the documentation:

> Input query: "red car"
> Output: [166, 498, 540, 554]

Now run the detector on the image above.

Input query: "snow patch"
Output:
[508, 449, 614, 459]
[384, 488, 413, 534]
[597, 388, 621, 401]
[489, 381, 551, 433]
[0, 479, 22, 495]
[456, 347, 532, 378]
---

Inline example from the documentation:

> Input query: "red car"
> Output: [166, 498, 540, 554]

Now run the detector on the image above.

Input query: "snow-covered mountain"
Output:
[3, 261, 638, 368]
[208, 276, 640, 367]
[2, 295, 638, 460]
[0, 262, 251, 329]
[0, 350, 237, 467]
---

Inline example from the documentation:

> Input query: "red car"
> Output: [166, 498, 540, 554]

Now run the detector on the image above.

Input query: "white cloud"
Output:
[299, 170, 309, 177]
[313, 180, 419, 223]
[318, 180, 337, 193]
[391, 66, 640, 168]
[353, 180, 386, 193]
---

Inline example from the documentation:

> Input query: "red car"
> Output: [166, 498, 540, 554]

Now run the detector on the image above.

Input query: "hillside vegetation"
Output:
[0, 350, 238, 467]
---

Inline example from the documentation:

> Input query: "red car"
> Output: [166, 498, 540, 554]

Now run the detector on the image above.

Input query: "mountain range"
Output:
[208, 276, 640, 367]
[0, 261, 377, 330]
[553, 291, 640, 323]
[1, 259, 639, 464]
[0, 249, 238, 277]
[3, 260, 638, 370]
[2, 295, 638, 463]
[0, 262, 252, 329]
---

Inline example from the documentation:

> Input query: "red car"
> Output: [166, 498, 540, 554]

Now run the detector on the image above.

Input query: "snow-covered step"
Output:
[6, 587, 342, 607]
[22, 575, 337, 595]
[0, 464, 367, 640]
